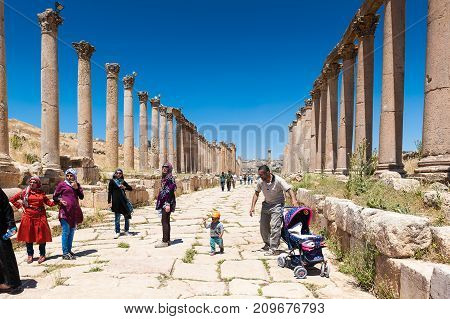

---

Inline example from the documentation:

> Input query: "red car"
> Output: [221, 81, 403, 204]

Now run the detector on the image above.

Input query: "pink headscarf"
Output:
[23, 176, 42, 208]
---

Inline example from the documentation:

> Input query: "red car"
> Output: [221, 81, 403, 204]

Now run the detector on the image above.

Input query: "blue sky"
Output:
[4, 0, 427, 160]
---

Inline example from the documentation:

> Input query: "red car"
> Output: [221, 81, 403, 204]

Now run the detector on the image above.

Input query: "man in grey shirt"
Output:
[249, 165, 299, 255]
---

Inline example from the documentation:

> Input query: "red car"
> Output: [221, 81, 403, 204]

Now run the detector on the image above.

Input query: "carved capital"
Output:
[159, 107, 167, 116]
[72, 41, 95, 60]
[296, 111, 302, 120]
[339, 42, 358, 60]
[323, 62, 342, 79]
[123, 75, 135, 90]
[353, 14, 379, 38]
[304, 98, 313, 107]
[166, 112, 173, 121]
[105, 63, 120, 79]
[150, 95, 161, 108]
[137, 91, 149, 103]
[38, 9, 63, 33]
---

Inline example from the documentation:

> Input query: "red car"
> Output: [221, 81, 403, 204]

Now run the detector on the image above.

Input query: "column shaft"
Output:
[167, 111, 175, 167]
[159, 107, 167, 166]
[138, 92, 149, 172]
[123, 75, 135, 171]
[105, 63, 120, 170]
[150, 97, 160, 170]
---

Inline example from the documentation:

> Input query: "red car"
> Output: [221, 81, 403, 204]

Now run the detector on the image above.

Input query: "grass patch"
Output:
[93, 259, 109, 264]
[51, 225, 62, 237]
[302, 282, 322, 298]
[182, 247, 197, 263]
[12, 240, 26, 251]
[43, 264, 76, 274]
[216, 259, 225, 279]
[52, 272, 69, 287]
[374, 282, 398, 299]
[338, 242, 378, 292]
[24, 153, 39, 164]
[413, 239, 450, 264]
[257, 287, 263, 296]
[10, 134, 24, 150]
[78, 209, 108, 229]
[118, 242, 130, 249]
[86, 266, 103, 273]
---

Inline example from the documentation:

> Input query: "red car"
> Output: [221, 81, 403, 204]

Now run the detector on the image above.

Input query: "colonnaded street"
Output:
[1, 185, 373, 299]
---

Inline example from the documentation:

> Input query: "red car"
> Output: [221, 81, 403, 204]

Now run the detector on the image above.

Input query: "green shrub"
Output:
[346, 140, 377, 196]
[24, 153, 39, 164]
[10, 134, 23, 150]
[182, 248, 197, 263]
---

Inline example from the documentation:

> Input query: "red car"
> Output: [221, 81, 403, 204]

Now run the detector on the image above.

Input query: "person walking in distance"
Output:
[249, 165, 299, 256]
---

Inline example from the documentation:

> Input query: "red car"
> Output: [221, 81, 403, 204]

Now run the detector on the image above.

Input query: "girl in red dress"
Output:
[9, 176, 56, 264]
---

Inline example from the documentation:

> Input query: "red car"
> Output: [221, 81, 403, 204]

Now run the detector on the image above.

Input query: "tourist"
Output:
[239, 175, 243, 185]
[243, 174, 247, 185]
[202, 211, 224, 256]
[9, 176, 56, 264]
[0, 187, 22, 294]
[249, 165, 299, 255]
[155, 163, 177, 248]
[108, 168, 133, 239]
[53, 168, 84, 260]
[226, 170, 233, 191]
[219, 172, 226, 191]
[232, 173, 237, 189]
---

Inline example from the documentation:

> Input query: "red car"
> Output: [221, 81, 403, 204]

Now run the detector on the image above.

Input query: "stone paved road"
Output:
[1, 184, 374, 299]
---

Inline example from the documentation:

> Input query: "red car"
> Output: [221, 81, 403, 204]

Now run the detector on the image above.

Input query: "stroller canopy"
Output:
[283, 206, 313, 235]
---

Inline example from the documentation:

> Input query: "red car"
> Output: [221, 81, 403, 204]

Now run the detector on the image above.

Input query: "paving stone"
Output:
[262, 283, 313, 298]
[228, 279, 266, 295]
[221, 260, 270, 281]
[172, 261, 219, 281]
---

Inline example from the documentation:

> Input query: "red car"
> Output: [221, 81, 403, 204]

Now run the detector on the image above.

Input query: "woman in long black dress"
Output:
[108, 169, 133, 238]
[0, 187, 22, 294]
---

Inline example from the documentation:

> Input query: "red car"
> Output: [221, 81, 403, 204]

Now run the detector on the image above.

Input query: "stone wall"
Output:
[297, 187, 450, 299]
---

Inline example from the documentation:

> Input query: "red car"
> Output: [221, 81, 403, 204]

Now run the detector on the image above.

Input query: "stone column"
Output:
[105, 63, 120, 170]
[159, 106, 167, 166]
[0, 2, 20, 188]
[324, 62, 341, 173]
[192, 128, 199, 173]
[73, 41, 95, 159]
[123, 74, 135, 171]
[212, 141, 217, 174]
[38, 9, 63, 170]
[377, 0, 406, 175]
[295, 115, 303, 172]
[167, 108, 175, 167]
[286, 125, 293, 174]
[150, 96, 160, 170]
[416, 0, 450, 182]
[138, 91, 149, 172]
[184, 124, 191, 173]
[303, 99, 312, 172]
[336, 43, 357, 175]
[176, 115, 185, 173]
[316, 77, 328, 172]
[309, 86, 321, 173]
[353, 14, 379, 158]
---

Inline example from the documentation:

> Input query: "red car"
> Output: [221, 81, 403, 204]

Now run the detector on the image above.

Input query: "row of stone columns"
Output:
[284, 0, 449, 183]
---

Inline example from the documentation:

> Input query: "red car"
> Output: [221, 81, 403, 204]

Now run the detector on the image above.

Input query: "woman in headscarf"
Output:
[0, 187, 22, 294]
[108, 168, 133, 239]
[53, 168, 84, 260]
[9, 176, 56, 264]
[155, 162, 177, 248]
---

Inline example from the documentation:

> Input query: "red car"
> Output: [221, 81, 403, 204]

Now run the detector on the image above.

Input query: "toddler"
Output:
[203, 211, 224, 256]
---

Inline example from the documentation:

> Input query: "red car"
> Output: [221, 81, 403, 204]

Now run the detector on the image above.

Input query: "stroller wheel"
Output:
[320, 263, 326, 277]
[277, 253, 288, 268]
[293, 266, 307, 279]
[325, 263, 330, 278]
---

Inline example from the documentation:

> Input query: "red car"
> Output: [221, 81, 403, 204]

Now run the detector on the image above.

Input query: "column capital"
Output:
[304, 98, 313, 107]
[137, 91, 149, 103]
[323, 62, 342, 79]
[352, 14, 379, 38]
[296, 111, 302, 120]
[166, 112, 174, 121]
[338, 42, 358, 60]
[123, 74, 136, 89]
[159, 106, 167, 116]
[37, 9, 63, 33]
[72, 41, 95, 60]
[150, 95, 161, 108]
[288, 124, 293, 131]
[105, 63, 120, 79]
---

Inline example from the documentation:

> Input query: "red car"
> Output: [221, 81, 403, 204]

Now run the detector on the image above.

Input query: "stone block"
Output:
[363, 208, 432, 258]
[382, 177, 420, 192]
[375, 255, 402, 298]
[221, 260, 269, 281]
[430, 265, 450, 299]
[80, 190, 95, 208]
[343, 202, 365, 239]
[430, 226, 450, 260]
[336, 228, 350, 253]
[93, 191, 109, 210]
[262, 283, 313, 299]
[399, 259, 434, 299]
[323, 197, 349, 222]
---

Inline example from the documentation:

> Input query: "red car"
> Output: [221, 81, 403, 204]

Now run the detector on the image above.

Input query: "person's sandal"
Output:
[209, 251, 216, 256]
[37, 256, 46, 264]
[26, 256, 33, 264]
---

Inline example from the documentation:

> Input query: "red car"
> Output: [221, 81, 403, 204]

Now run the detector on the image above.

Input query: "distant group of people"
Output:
[0, 162, 177, 294]
[240, 174, 254, 185]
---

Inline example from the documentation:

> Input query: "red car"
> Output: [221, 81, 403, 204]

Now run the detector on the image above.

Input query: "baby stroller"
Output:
[277, 206, 330, 279]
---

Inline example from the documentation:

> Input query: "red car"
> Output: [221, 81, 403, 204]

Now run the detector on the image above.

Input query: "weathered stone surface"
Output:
[172, 261, 219, 281]
[296, 188, 325, 212]
[423, 191, 450, 219]
[323, 197, 351, 222]
[363, 208, 432, 257]
[382, 177, 420, 192]
[429, 182, 449, 192]
[430, 226, 450, 260]
[228, 279, 265, 295]
[430, 265, 450, 299]
[221, 260, 269, 281]
[262, 283, 313, 298]
[400, 259, 434, 299]
[375, 255, 402, 298]
[379, 171, 401, 181]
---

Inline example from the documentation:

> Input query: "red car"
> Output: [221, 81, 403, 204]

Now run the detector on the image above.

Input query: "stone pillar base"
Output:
[415, 154, 450, 183]
[322, 169, 334, 175]
[334, 168, 349, 176]
[375, 163, 406, 177]
[41, 167, 64, 194]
